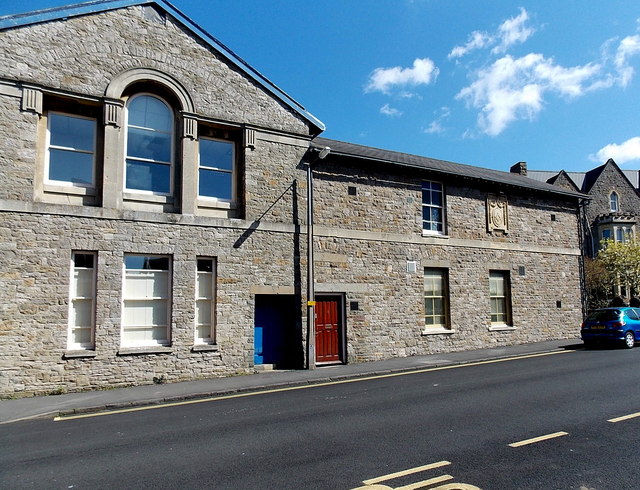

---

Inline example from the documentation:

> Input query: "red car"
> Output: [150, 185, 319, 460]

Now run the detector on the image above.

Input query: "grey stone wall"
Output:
[314, 237, 581, 362]
[0, 6, 308, 135]
[0, 210, 308, 397]
[312, 159, 580, 249]
[586, 163, 640, 225]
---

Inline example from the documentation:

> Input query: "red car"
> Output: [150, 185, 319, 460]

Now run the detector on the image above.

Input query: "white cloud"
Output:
[614, 34, 640, 86]
[365, 58, 439, 94]
[493, 8, 535, 54]
[457, 53, 603, 136]
[424, 121, 444, 134]
[449, 8, 534, 59]
[592, 137, 640, 164]
[424, 106, 451, 134]
[449, 31, 492, 59]
[380, 104, 403, 117]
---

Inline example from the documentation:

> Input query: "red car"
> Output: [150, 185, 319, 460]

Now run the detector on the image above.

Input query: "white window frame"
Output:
[124, 93, 175, 196]
[489, 270, 512, 326]
[68, 252, 96, 350]
[423, 268, 450, 332]
[614, 226, 634, 243]
[422, 180, 445, 235]
[45, 112, 96, 188]
[195, 257, 216, 345]
[610, 191, 619, 212]
[122, 254, 171, 347]
[198, 137, 236, 204]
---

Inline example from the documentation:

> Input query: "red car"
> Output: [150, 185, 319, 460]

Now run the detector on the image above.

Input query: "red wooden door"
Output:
[315, 297, 342, 363]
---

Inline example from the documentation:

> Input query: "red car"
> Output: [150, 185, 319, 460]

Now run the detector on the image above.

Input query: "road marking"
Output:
[54, 350, 571, 421]
[396, 474, 453, 490]
[363, 461, 451, 485]
[509, 431, 568, 447]
[608, 411, 640, 423]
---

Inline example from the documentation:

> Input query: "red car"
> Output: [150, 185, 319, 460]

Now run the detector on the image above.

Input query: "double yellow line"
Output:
[55, 350, 570, 422]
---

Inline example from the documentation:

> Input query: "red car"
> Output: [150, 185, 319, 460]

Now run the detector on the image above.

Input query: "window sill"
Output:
[422, 328, 455, 335]
[44, 183, 96, 196]
[118, 346, 173, 356]
[123, 192, 173, 204]
[422, 231, 449, 239]
[63, 349, 97, 359]
[192, 344, 219, 352]
[488, 325, 517, 332]
[197, 198, 235, 210]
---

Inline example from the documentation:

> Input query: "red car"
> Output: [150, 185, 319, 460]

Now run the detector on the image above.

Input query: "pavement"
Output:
[0, 338, 583, 424]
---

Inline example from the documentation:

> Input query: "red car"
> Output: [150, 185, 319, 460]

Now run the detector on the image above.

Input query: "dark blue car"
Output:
[581, 307, 640, 348]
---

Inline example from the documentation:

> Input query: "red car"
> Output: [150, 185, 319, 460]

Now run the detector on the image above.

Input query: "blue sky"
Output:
[2, 0, 640, 172]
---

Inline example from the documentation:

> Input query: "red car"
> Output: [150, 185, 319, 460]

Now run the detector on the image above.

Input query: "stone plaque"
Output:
[487, 194, 508, 233]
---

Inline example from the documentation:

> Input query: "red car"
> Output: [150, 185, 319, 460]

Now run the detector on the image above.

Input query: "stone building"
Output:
[527, 160, 640, 257]
[0, 0, 585, 398]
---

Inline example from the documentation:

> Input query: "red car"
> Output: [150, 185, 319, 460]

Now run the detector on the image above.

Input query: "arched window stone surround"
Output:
[102, 68, 198, 212]
[105, 67, 195, 113]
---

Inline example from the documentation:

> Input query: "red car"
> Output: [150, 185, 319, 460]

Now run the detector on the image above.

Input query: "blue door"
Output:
[254, 295, 297, 367]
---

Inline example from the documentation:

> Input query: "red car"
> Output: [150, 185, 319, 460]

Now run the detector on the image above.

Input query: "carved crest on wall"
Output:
[487, 194, 508, 233]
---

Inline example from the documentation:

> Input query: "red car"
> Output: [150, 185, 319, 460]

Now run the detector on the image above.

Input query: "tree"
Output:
[596, 238, 640, 302]
[584, 256, 614, 309]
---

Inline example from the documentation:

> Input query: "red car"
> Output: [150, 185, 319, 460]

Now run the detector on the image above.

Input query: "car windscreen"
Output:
[586, 310, 621, 322]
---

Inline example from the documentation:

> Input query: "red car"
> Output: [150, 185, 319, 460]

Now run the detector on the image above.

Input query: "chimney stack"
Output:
[510, 161, 527, 176]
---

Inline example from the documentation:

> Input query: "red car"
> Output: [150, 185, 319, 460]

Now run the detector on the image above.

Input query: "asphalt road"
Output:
[2, 347, 640, 489]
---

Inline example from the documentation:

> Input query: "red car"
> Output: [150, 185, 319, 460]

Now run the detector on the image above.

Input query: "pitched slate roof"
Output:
[313, 137, 586, 199]
[0, 0, 325, 134]
[528, 162, 640, 193]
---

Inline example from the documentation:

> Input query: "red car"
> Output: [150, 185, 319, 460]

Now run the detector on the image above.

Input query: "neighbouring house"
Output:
[0, 0, 586, 398]
[527, 160, 640, 257]
[527, 161, 640, 303]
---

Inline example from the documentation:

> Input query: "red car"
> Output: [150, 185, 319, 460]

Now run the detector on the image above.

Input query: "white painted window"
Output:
[490, 271, 511, 325]
[422, 181, 445, 234]
[125, 94, 174, 195]
[610, 191, 619, 212]
[424, 268, 449, 328]
[614, 226, 633, 243]
[195, 258, 216, 344]
[122, 254, 171, 347]
[198, 138, 235, 202]
[46, 112, 96, 188]
[69, 252, 96, 350]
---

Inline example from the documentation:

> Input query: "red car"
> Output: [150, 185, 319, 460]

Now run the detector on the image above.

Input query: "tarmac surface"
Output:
[0, 338, 582, 424]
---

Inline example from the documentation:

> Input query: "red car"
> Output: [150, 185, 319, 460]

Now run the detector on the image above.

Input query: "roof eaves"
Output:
[315, 138, 586, 200]
[0, 0, 325, 133]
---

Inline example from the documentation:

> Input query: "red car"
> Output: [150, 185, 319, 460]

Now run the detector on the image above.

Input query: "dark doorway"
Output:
[254, 295, 298, 368]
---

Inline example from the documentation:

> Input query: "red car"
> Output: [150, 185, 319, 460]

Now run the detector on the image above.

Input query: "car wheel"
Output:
[624, 331, 635, 349]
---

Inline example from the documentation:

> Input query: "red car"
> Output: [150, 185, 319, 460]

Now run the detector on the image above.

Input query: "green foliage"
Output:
[584, 257, 614, 309]
[597, 238, 640, 294]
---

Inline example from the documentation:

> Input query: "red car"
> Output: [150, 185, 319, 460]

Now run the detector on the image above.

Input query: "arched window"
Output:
[125, 94, 174, 194]
[610, 191, 619, 212]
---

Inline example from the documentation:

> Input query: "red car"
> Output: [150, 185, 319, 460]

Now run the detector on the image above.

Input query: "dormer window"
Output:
[610, 191, 619, 212]
[125, 94, 174, 195]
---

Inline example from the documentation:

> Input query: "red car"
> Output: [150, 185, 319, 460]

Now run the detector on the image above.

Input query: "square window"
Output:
[198, 138, 235, 201]
[46, 113, 96, 187]
[122, 254, 171, 347]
